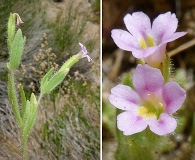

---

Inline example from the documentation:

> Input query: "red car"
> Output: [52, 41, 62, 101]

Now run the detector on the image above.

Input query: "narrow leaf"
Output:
[40, 67, 54, 87]
[19, 84, 27, 119]
[41, 68, 69, 94]
[22, 98, 38, 140]
[30, 93, 37, 113]
[7, 73, 22, 126]
[9, 29, 24, 70]
[22, 100, 30, 125]
[7, 13, 15, 50]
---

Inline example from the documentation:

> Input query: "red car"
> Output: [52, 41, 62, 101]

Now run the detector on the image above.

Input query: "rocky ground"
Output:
[0, 0, 100, 159]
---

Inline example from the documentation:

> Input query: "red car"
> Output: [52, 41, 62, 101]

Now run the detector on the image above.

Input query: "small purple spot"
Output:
[136, 116, 142, 121]
[159, 120, 164, 125]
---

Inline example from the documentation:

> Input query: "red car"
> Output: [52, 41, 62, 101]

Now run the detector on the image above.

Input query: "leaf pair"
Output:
[40, 67, 70, 94]
[21, 92, 38, 141]
[40, 54, 84, 94]
[7, 13, 25, 70]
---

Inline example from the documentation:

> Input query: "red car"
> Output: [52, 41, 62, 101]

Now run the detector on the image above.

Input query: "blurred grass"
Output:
[92, 0, 100, 13]
[0, 0, 17, 58]
[91, 0, 100, 22]
[51, 3, 96, 56]
[41, 77, 100, 159]
[51, 4, 86, 54]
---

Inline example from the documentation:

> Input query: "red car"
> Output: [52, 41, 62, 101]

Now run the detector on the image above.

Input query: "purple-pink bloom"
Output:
[111, 12, 187, 67]
[108, 64, 186, 136]
[79, 43, 93, 62]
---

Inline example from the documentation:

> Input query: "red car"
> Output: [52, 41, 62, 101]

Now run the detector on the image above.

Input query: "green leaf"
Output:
[19, 85, 27, 119]
[41, 68, 69, 94]
[22, 100, 31, 125]
[7, 73, 22, 126]
[22, 94, 38, 139]
[30, 93, 37, 113]
[7, 13, 16, 50]
[40, 67, 54, 87]
[8, 29, 24, 70]
[28, 93, 38, 133]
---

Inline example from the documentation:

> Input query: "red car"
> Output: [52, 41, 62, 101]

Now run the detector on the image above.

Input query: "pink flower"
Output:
[79, 43, 93, 62]
[108, 64, 186, 136]
[111, 12, 187, 67]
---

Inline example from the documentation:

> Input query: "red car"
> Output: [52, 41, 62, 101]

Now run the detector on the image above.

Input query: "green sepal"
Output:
[41, 68, 69, 94]
[122, 73, 134, 89]
[8, 29, 24, 70]
[159, 54, 170, 83]
[7, 13, 16, 50]
[59, 54, 80, 72]
[137, 58, 145, 65]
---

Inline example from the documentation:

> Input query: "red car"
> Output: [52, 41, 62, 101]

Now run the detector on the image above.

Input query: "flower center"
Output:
[139, 35, 156, 49]
[138, 93, 165, 119]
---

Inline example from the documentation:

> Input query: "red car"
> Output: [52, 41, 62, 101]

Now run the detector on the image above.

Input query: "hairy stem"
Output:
[8, 70, 22, 127]
[21, 133, 28, 160]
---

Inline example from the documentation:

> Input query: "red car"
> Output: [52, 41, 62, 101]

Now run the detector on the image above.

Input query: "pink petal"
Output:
[152, 12, 178, 41]
[108, 84, 140, 110]
[111, 29, 138, 51]
[117, 111, 148, 135]
[162, 32, 187, 44]
[144, 44, 167, 67]
[133, 64, 164, 96]
[124, 12, 151, 38]
[162, 82, 186, 114]
[131, 46, 159, 58]
[148, 113, 177, 135]
[79, 43, 87, 54]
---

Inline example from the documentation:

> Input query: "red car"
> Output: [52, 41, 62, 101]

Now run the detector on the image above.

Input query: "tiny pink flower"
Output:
[111, 12, 187, 67]
[79, 43, 93, 62]
[108, 64, 186, 136]
[13, 13, 24, 26]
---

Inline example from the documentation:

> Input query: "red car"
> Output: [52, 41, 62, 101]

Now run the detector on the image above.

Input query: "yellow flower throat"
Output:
[138, 93, 165, 119]
[140, 36, 156, 49]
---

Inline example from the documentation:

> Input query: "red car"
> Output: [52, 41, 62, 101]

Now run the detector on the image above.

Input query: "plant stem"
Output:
[8, 70, 22, 127]
[8, 70, 28, 159]
[21, 134, 28, 160]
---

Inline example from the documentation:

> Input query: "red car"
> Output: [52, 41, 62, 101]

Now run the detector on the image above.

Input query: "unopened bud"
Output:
[13, 13, 24, 26]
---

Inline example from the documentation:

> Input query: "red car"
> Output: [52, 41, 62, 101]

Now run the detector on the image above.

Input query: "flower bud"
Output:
[13, 13, 24, 26]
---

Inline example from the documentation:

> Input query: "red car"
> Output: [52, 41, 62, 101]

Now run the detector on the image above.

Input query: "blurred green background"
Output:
[0, 0, 100, 159]
[102, 0, 195, 160]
